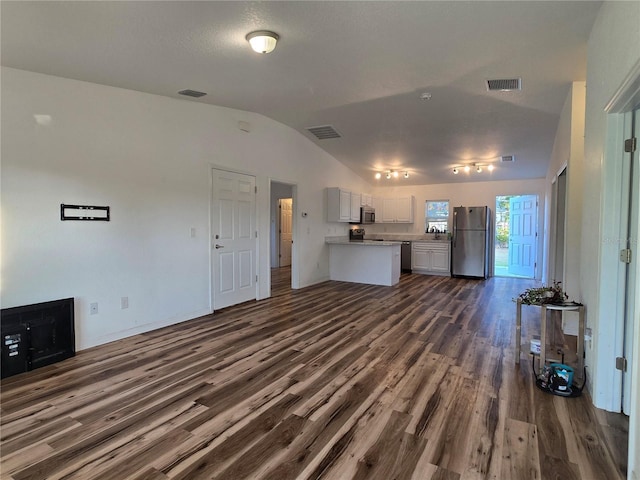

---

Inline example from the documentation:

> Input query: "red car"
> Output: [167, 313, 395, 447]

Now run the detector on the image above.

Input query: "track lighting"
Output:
[451, 163, 496, 174]
[374, 169, 410, 180]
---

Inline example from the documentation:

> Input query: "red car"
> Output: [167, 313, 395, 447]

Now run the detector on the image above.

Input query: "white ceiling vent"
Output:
[486, 78, 522, 91]
[306, 125, 342, 140]
[178, 89, 207, 98]
[500, 155, 515, 162]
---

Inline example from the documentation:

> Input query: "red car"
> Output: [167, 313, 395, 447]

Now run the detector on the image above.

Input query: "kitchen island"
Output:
[326, 238, 401, 286]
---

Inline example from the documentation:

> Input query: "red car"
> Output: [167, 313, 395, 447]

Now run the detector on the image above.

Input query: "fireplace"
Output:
[1, 298, 75, 379]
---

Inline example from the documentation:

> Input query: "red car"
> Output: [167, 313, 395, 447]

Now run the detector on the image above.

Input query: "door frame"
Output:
[548, 164, 568, 285]
[494, 194, 539, 278]
[600, 59, 640, 477]
[269, 179, 298, 294]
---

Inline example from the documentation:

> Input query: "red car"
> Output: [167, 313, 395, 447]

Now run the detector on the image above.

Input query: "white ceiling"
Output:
[1, 1, 602, 185]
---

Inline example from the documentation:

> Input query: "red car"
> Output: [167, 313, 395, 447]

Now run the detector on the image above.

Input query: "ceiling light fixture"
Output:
[451, 163, 496, 174]
[376, 170, 409, 180]
[246, 30, 279, 54]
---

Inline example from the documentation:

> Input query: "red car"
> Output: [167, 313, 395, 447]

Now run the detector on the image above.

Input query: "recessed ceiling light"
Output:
[420, 92, 432, 100]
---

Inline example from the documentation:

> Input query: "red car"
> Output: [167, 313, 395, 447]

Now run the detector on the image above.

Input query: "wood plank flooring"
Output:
[0, 274, 628, 480]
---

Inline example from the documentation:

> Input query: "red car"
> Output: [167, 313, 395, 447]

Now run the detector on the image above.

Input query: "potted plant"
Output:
[515, 281, 568, 305]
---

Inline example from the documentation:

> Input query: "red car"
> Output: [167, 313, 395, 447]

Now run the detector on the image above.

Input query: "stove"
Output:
[349, 228, 365, 241]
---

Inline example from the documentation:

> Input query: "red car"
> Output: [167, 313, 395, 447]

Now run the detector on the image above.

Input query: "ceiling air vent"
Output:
[306, 125, 342, 140]
[178, 89, 207, 98]
[501, 155, 515, 163]
[486, 78, 522, 92]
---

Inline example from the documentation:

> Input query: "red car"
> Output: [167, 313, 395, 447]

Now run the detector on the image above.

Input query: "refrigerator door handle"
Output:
[452, 211, 457, 248]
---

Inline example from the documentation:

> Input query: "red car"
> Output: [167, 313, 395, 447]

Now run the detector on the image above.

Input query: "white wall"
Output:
[367, 179, 546, 279]
[583, 2, 640, 478]
[545, 82, 586, 335]
[1, 67, 371, 350]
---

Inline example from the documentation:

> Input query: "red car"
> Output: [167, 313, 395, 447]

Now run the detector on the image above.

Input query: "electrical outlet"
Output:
[121, 297, 129, 309]
[90, 303, 98, 315]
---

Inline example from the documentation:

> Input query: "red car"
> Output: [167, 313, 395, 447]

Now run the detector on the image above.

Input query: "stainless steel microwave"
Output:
[360, 206, 375, 224]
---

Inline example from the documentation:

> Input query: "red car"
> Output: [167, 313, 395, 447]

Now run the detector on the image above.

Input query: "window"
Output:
[425, 200, 449, 233]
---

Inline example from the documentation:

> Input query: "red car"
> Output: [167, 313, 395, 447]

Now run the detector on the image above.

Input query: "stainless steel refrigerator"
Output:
[452, 206, 491, 278]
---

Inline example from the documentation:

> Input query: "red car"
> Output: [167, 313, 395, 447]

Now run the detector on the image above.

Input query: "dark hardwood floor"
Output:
[0, 274, 628, 479]
[271, 266, 292, 297]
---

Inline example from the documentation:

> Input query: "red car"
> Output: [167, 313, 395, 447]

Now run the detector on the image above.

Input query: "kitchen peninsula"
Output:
[325, 238, 401, 286]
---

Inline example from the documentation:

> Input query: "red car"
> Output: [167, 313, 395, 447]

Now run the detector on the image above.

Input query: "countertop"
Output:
[325, 235, 450, 245]
[325, 237, 402, 246]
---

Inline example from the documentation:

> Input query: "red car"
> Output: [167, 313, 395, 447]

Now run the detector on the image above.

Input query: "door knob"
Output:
[215, 244, 224, 249]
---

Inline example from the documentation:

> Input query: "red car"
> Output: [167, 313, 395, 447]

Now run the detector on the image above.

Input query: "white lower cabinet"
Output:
[412, 242, 451, 276]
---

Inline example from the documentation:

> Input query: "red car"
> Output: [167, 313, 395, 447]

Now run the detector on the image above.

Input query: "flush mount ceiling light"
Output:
[404, 171, 409, 179]
[246, 30, 279, 54]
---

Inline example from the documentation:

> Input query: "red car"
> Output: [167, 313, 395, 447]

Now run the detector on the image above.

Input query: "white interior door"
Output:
[508, 195, 537, 278]
[279, 198, 292, 267]
[211, 169, 256, 310]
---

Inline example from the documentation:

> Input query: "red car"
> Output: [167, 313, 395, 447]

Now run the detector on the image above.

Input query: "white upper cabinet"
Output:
[379, 195, 414, 223]
[360, 194, 373, 207]
[396, 196, 414, 223]
[372, 196, 384, 223]
[327, 187, 361, 223]
[350, 192, 361, 222]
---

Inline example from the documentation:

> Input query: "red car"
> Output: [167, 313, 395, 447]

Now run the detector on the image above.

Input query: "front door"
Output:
[279, 198, 292, 267]
[211, 169, 257, 310]
[508, 195, 537, 278]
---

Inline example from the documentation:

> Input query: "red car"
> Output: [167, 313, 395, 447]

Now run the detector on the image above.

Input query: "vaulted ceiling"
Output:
[1, 1, 602, 185]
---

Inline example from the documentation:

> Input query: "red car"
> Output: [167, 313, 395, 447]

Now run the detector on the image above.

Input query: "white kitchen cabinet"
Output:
[379, 195, 414, 223]
[396, 196, 414, 223]
[327, 187, 360, 222]
[372, 196, 384, 223]
[412, 241, 450, 276]
[360, 193, 373, 207]
[350, 192, 361, 222]
[382, 197, 397, 222]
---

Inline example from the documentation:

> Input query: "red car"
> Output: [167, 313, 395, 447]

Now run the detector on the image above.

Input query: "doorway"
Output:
[494, 195, 538, 278]
[270, 181, 295, 295]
